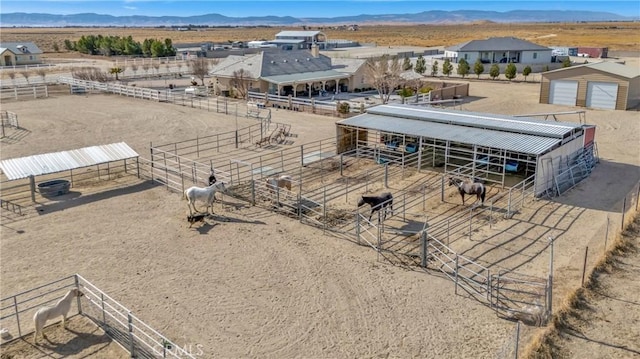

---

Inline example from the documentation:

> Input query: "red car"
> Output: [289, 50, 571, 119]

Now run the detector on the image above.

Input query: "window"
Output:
[464, 54, 468, 60]
[533, 53, 537, 59]
[29, 55, 34, 60]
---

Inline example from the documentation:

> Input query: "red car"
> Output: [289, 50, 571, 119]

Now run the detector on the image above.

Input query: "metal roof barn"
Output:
[0, 142, 138, 180]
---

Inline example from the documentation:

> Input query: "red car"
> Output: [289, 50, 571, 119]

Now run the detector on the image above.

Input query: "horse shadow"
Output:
[30, 326, 112, 356]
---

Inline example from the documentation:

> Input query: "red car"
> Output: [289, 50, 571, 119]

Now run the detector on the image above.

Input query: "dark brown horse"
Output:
[448, 177, 486, 206]
[358, 192, 393, 221]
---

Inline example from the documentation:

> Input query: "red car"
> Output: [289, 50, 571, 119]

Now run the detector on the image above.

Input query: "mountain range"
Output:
[0, 10, 636, 27]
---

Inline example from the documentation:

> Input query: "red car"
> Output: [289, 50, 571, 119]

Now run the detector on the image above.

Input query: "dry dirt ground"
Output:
[0, 78, 638, 358]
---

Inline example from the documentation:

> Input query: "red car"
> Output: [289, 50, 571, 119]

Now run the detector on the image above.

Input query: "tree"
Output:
[489, 64, 500, 80]
[63, 39, 74, 51]
[365, 54, 403, 104]
[402, 57, 413, 71]
[431, 60, 439, 77]
[505, 62, 517, 81]
[522, 65, 532, 82]
[230, 69, 249, 99]
[130, 63, 139, 77]
[456, 58, 470, 78]
[189, 58, 212, 85]
[7, 71, 16, 85]
[442, 59, 453, 77]
[414, 55, 426, 75]
[109, 67, 124, 80]
[562, 57, 572, 68]
[35, 68, 47, 83]
[20, 71, 30, 84]
[473, 59, 485, 79]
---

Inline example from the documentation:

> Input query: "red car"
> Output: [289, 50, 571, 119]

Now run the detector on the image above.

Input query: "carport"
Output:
[0, 142, 139, 202]
[336, 104, 593, 195]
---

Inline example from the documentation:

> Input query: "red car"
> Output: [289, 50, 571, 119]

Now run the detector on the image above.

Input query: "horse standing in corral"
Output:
[358, 192, 394, 222]
[265, 174, 293, 206]
[448, 177, 486, 206]
[33, 288, 84, 344]
[184, 182, 227, 215]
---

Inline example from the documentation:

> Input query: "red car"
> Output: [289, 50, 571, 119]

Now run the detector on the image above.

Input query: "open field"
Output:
[1, 22, 639, 54]
[0, 78, 639, 357]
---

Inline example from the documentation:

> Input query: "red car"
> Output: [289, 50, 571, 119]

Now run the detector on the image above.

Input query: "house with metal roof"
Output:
[210, 49, 368, 97]
[445, 37, 552, 64]
[540, 61, 640, 110]
[336, 104, 596, 195]
[0, 42, 43, 66]
[269, 31, 327, 50]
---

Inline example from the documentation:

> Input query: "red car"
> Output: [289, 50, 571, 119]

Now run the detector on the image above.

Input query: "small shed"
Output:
[0, 142, 139, 202]
[540, 62, 640, 110]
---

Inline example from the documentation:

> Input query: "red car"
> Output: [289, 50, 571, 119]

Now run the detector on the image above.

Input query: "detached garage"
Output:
[540, 62, 640, 110]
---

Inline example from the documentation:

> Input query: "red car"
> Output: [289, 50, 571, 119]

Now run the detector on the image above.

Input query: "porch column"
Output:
[293, 83, 297, 97]
[321, 81, 326, 91]
[277, 85, 281, 96]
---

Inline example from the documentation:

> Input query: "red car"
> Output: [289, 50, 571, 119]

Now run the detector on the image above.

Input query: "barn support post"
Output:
[29, 175, 36, 202]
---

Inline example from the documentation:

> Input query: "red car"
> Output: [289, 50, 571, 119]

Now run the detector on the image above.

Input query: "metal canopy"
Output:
[366, 104, 582, 139]
[0, 142, 138, 180]
[339, 113, 561, 155]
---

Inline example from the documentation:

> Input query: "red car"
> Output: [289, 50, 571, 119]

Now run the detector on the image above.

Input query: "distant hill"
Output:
[0, 10, 636, 27]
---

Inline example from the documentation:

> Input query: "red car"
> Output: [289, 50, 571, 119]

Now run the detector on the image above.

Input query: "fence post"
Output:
[489, 200, 494, 228]
[74, 275, 83, 314]
[454, 256, 459, 295]
[101, 293, 106, 324]
[128, 312, 136, 357]
[514, 321, 521, 359]
[581, 246, 589, 287]
[441, 175, 445, 202]
[13, 296, 21, 337]
[355, 212, 364, 246]
[251, 180, 256, 205]
[507, 190, 512, 218]
[384, 163, 389, 188]
[420, 230, 428, 268]
[621, 197, 627, 231]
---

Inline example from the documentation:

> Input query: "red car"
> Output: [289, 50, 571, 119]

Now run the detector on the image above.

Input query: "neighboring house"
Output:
[0, 42, 43, 66]
[445, 37, 552, 64]
[540, 61, 640, 110]
[268, 31, 327, 50]
[210, 48, 369, 97]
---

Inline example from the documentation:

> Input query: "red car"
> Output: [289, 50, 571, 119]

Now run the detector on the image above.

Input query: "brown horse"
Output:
[265, 175, 293, 193]
[448, 177, 486, 205]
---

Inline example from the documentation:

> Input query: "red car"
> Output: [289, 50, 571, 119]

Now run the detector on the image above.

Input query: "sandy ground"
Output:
[0, 78, 638, 358]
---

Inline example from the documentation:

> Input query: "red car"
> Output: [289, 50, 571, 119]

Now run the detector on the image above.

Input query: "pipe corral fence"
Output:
[0, 274, 196, 358]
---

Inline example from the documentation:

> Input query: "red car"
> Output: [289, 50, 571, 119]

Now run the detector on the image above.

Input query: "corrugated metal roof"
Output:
[0, 142, 138, 180]
[268, 39, 305, 44]
[366, 105, 582, 139]
[338, 113, 560, 155]
[262, 70, 348, 85]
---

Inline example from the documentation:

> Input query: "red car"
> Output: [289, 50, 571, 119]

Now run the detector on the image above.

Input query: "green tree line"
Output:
[64, 35, 176, 57]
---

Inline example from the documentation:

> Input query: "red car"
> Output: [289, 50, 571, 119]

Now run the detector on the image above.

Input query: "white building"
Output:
[445, 37, 552, 64]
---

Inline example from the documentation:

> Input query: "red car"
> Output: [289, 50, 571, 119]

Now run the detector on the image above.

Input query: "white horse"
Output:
[33, 288, 84, 344]
[184, 181, 227, 215]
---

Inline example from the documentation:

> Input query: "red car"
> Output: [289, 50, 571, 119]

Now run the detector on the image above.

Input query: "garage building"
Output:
[336, 105, 597, 196]
[540, 62, 640, 110]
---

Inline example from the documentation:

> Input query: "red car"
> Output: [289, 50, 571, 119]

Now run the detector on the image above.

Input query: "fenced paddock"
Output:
[0, 85, 49, 101]
[0, 274, 194, 358]
[0, 110, 19, 138]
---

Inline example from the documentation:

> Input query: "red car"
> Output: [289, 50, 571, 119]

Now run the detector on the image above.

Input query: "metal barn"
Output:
[336, 104, 596, 196]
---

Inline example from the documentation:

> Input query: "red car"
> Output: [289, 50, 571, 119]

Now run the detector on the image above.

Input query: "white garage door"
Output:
[549, 80, 578, 106]
[586, 81, 618, 110]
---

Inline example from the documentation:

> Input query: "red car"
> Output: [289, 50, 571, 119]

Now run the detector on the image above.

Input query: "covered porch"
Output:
[261, 70, 351, 98]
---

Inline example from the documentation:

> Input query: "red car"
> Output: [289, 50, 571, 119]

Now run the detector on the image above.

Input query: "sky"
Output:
[1, 0, 639, 18]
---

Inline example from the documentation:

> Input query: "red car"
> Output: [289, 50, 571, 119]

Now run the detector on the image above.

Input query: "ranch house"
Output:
[209, 49, 369, 97]
[444, 37, 552, 65]
[335, 104, 596, 196]
[0, 42, 43, 67]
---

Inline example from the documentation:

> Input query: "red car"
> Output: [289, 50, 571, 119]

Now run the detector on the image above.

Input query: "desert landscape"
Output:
[0, 66, 638, 359]
[1, 18, 639, 359]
